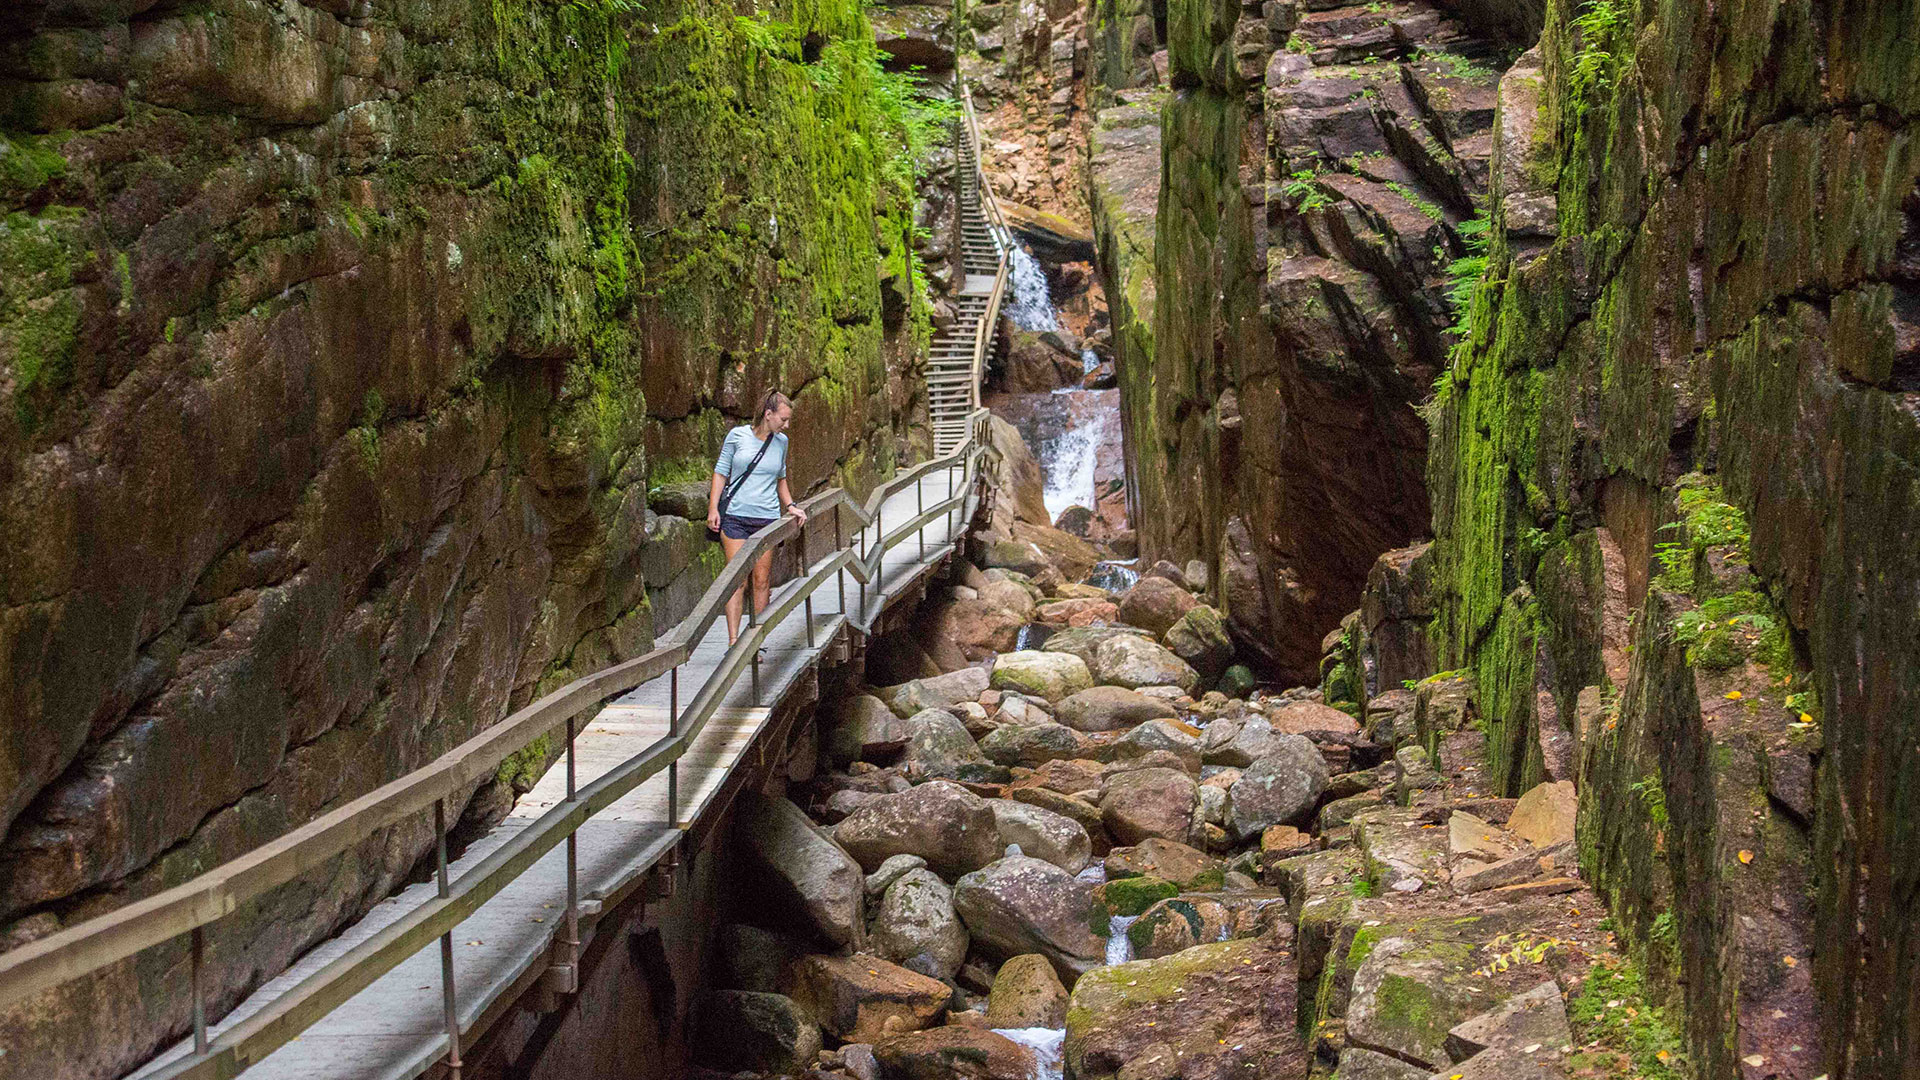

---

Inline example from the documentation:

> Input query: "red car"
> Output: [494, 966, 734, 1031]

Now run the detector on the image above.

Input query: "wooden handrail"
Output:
[0, 408, 991, 1027]
[955, 73, 1011, 422]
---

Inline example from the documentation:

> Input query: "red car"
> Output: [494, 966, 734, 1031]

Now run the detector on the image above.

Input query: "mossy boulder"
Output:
[990, 650, 1095, 702]
[1102, 874, 1179, 916]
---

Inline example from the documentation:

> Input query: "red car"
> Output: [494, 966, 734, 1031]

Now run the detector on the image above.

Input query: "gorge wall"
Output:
[1090, 0, 1920, 1072]
[0, 0, 950, 1073]
[1089, 0, 1529, 682]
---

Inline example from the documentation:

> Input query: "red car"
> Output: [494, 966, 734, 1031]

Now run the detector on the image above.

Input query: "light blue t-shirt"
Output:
[714, 425, 789, 520]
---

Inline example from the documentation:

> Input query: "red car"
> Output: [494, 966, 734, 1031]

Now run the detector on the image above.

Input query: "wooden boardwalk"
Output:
[135, 467, 977, 1080]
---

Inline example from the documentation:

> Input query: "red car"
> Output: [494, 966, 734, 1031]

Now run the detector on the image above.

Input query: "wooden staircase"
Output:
[930, 84, 1010, 457]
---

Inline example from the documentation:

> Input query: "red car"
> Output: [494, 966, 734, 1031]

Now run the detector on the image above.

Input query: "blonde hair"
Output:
[759, 390, 792, 419]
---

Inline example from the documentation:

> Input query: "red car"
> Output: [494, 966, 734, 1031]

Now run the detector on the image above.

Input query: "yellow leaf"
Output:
[1657, 1050, 1672, 1063]
[1725, 690, 1744, 700]
[1738, 849, 1754, 864]
[1783, 955, 1798, 967]
[1800, 712, 1814, 724]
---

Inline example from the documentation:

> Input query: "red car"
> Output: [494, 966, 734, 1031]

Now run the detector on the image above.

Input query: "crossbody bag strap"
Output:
[718, 432, 777, 518]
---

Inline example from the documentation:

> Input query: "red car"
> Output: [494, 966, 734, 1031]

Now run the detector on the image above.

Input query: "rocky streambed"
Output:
[688, 472, 1660, 1080]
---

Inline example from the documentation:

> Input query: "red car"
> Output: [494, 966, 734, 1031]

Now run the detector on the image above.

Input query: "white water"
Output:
[1003, 244, 1061, 332]
[993, 1026, 1065, 1080]
[1080, 346, 1100, 374]
[1105, 914, 1138, 966]
[1041, 407, 1118, 524]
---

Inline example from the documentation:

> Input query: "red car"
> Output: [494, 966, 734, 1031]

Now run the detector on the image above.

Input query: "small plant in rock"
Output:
[1284, 169, 1335, 213]
[1349, 878, 1379, 898]
[1567, 955, 1687, 1079]
[1285, 32, 1314, 54]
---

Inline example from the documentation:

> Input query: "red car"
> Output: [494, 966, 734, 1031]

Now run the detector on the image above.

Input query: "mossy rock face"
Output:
[1344, 935, 1490, 1070]
[1102, 874, 1179, 916]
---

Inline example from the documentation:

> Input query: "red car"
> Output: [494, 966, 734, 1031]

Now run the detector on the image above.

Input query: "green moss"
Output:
[1567, 955, 1687, 1079]
[1105, 874, 1179, 915]
[497, 732, 554, 793]
[0, 131, 65, 200]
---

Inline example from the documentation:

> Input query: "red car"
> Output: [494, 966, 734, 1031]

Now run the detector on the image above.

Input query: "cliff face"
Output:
[1090, 0, 1527, 681]
[1418, 0, 1920, 1074]
[0, 0, 938, 1072]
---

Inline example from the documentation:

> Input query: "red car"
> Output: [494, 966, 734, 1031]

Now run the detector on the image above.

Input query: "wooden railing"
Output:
[940, 74, 1012, 441]
[0, 402, 993, 1079]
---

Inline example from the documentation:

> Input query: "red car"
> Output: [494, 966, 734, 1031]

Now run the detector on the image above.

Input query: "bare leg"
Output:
[721, 532, 747, 644]
[751, 547, 775, 621]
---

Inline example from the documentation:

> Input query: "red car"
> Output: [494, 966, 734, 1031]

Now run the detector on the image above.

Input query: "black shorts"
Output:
[721, 513, 777, 540]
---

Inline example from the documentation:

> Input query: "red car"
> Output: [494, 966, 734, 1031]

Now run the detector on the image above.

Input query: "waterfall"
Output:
[1105, 915, 1138, 966]
[1080, 346, 1100, 374]
[1041, 408, 1118, 524]
[1002, 244, 1060, 332]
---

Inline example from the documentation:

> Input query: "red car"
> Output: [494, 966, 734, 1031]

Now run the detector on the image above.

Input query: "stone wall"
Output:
[1423, 0, 1920, 1074]
[0, 0, 943, 1074]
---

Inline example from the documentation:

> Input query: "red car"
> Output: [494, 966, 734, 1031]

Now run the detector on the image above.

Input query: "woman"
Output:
[708, 390, 808, 646]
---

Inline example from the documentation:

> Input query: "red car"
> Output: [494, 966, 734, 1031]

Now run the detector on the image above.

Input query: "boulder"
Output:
[1103, 837, 1222, 890]
[979, 721, 1088, 768]
[1448, 811, 1518, 863]
[1201, 716, 1284, 767]
[1036, 597, 1120, 625]
[1010, 520, 1104, 582]
[1345, 936, 1499, 1070]
[869, 3, 956, 69]
[834, 781, 1003, 879]
[1115, 576, 1197, 636]
[1164, 605, 1234, 681]
[979, 578, 1039, 620]
[866, 854, 930, 900]
[1128, 896, 1234, 959]
[929, 597, 1028, 657]
[786, 953, 952, 1044]
[1007, 788, 1108, 853]
[985, 953, 1070, 1028]
[879, 668, 992, 719]
[989, 799, 1091, 873]
[1216, 664, 1258, 699]
[1101, 874, 1179, 916]
[692, 990, 822, 1074]
[714, 923, 806, 993]
[1012, 757, 1107, 795]
[871, 868, 970, 981]
[1100, 718, 1203, 771]
[1100, 767, 1197, 845]
[1508, 781, 1577, 848]
[1227, 737, 1331, 838]
[828, 694, 911, 765]
[1092, 634, 1200, 692]
[1055, 686, 1179, 732]
[900, 708, 989, 781]
[1041, 624, 1154, 667]
[1269, 700, 1363, 737]
[1001, 199, 1097, 262]
[1393, 745, 1445, 805]
[1064, 936, 1299, 1080]
[952, 854, 1105, 980]
[983, 414, 1051, 526]
[740, 793, 866, 947]
[989, 650, 1094, 702]
[1335, 1048, 1430, 1080]
[873, 1026, 1038, 1080]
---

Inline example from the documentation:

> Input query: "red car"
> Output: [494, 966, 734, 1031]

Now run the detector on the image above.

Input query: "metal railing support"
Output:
[435, 799, 463, 1078]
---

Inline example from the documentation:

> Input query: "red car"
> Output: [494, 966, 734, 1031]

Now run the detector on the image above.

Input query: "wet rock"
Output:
[901, 709, 990, 781]
[1042, 625, 1155, 666]
[1104, 837, 1223, 890]
[1065, 935, 1303, 1080]
[871, 869, 970, 981]
[1101, 767, 1198, 845]
[1101, 718, 1204, 771]
[1129, 896, 1233, 959]
[1507, 781, 1576, 848]
[834, 781, 1003, 879]
[787, 953, 952, 1044]
[980, 721, 1088, 768]
[1056, 686, 1179, 731]
[1115, 576, 1198, 636]
[741, 793, 867, 948]
[985, 953, 1069, 1028]
[880, 668, 993, 719]
[1093, 634, 1201, 692]
[867, 854, 931, 900]
[952, 854, 1105, 980]
[828, 694, 911, 765]
[873, 1025, 1039, 1080]
[989, 798, 1091, 873]
[990, 650, 1095, 702]
[1227, 736, 1331, 838]
[1217, 664, 1258, 699]
[1164, 605, 1234, 682]
[1446, 981, 1572, 1060]
[693, 990, 822, 1074]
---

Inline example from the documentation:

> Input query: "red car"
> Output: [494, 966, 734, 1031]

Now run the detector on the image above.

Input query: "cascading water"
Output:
[1041, 407, 1118, 524]
[991, 1027, 1066, 1080]
[1002, 244, 1061, 332]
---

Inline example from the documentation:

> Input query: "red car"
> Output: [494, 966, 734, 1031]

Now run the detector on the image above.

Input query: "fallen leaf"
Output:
[1783, 955, 1798, 967]
[1738, 849, 1755, 864]
[1726, 690, 1744, 700]
[1744, 1054, 1766, 1067]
